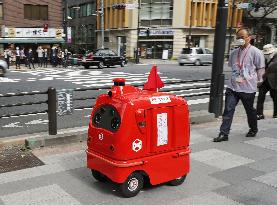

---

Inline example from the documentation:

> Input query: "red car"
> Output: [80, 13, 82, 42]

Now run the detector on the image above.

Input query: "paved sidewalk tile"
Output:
[191, 149, 254, 170]
[190, 131, 210, 145]
[172, 192, 243, 205]
[244, 137, 277, 151]
[253, 171, 277, 188]
[0, 184, 81, 205]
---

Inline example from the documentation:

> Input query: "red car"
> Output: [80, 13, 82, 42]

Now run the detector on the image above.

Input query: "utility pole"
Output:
[100, 0, 105, 49]
[136, 0, 141, 64]
[64, 0, 68, 45]
[227, 0, 236, 57]
[188, 0, 193, 48]
[208, 0, 229, 117]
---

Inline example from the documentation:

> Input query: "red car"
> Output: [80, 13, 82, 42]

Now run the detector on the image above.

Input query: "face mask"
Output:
[235, 38, 245, 46]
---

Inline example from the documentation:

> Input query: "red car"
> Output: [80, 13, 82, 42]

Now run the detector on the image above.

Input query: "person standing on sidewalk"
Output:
[27, 48, 35, 69]
[37, 46, 44, 67]
[213, 28, 265, 142]
[256, 44, 277, 120]
[15, 47, 21, 69]
[4, 48, 11, 69]
[43, 48, 48, 68]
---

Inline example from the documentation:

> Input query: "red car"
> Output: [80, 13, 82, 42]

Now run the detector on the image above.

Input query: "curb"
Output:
[1, 111, 215, 150]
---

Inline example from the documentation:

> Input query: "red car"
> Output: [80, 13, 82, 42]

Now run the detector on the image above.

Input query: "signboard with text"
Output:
[3, 27, 64, 38]
[57, 89, 73, 116]
[139, 29, 174, 37]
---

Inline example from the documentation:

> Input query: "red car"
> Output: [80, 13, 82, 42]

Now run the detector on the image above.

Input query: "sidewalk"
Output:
[0, 105, 276, 204]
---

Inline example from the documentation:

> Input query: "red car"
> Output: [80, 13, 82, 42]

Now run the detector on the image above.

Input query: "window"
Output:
[141, 0, 173, 26]
[205, 49, 212, 54]
[196, 48, 204, 54]
[0, 3, 3, 19]
[24, 4, 48, 20]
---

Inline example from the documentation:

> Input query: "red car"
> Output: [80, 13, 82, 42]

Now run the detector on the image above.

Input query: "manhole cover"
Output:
[0, 146, 44, 173]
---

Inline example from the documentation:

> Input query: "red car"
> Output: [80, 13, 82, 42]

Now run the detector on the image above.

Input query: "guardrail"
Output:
[0, 78, 211, 135]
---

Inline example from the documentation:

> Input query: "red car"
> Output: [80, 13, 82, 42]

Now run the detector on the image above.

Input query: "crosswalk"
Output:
[3, 69, 211, 105]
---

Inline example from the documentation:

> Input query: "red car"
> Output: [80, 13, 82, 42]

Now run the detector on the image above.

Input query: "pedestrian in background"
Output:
[27, 48, 35, 69]
[213, 28, 265, 142]
[63, 49, 70, 68]
[20, 48, 27, 67]
[4, 48, 11, 69]
[15, 47, 21, 69]
[51, 46, 57, 67]
[37, 46, 44, 67]
[256, 44, 277, 119]
[43, 48, 48, 68]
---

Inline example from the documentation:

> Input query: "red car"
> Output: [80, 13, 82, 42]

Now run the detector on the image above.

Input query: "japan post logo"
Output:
[132, 139, 142, 152]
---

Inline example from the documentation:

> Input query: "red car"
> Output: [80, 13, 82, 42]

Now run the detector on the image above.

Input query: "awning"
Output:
[0, 38, 65, 44]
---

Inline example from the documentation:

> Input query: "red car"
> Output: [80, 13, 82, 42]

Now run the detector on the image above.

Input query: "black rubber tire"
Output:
[168, 175, 187, 186]
[194, 60, 201, 66]
[98, 61, 104, 69]
[179, 63, 184, 66]
[84, 65, 90, 69]
[91, 170, 107, 182]
[118, 172, 144, 198]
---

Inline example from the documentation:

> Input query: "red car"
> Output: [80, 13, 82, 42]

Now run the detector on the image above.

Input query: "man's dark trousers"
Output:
[220, 88, 257, 135]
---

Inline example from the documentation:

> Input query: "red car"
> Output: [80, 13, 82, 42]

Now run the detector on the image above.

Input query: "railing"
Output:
[0, 78, 211, 135]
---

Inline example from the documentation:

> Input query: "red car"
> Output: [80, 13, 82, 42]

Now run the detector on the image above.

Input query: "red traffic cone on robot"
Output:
[143, 64, 164, 91]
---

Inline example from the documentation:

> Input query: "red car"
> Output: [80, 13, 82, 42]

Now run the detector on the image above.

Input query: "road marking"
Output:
[25, 119, 49, 125]
[2, 122, 23, 128]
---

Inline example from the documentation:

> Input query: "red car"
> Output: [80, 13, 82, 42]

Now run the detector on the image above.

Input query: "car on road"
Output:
[178, 47, 213, 66]
[67, 53, 83, 66]
[0, 60, 8, 77]
[81, 48, 127, 69]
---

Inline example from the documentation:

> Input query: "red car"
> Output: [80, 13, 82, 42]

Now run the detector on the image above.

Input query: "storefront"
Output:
[0, 27, 65, 53]
[138, 29, 174, 59]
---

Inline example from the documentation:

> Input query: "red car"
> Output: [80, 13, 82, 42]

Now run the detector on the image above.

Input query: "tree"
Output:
[247, 0, 277, 20]
[244, 0, 277, 48]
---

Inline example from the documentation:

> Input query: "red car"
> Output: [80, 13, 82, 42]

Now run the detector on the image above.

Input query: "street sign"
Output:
[126, 3, 138, 9]
[237, 3, 250, 9]
[57, 89, 73, 116]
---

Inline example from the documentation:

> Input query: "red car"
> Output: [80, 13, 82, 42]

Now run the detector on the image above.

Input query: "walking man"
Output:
[256, 44, 277, 119]
[213, 28, 265, 142]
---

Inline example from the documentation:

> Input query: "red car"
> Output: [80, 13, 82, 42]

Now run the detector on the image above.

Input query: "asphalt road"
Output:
[0, 62, 226, 138]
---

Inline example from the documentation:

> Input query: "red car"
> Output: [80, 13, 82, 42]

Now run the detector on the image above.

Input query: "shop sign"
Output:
[67, 27, 72, 43]
[57, 89, 73, 116]
[4, 27, 64, 38]
[139, 29, 174, 37]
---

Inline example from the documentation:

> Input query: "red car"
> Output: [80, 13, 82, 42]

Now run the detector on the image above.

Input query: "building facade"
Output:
[64, 0, 97, 54]
[96, 0, 243, 59]
[243, 8, 277, 49]
[0, 0, 64, 52]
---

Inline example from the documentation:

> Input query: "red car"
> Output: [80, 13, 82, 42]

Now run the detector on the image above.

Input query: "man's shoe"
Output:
[257, 115, 265, 120]
[246, 129, 258, 137]
[213, 133, 228, 142]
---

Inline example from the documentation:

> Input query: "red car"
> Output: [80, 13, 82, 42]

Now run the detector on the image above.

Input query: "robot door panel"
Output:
[146, 107, 173, 153]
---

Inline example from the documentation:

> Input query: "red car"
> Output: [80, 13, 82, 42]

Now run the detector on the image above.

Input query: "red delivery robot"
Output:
[87, 67, 190, 197]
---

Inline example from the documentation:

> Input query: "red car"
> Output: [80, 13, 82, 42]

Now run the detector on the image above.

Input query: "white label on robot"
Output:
[157, 113, 168, 146]
[150, 96, 171, 104]
[132, 139, 142, 152]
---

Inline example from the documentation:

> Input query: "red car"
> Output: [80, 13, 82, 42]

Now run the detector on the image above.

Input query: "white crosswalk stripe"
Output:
[5, 69, 212, 105]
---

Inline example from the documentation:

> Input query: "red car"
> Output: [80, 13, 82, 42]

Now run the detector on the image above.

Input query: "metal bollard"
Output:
[48, 87, 57, 135]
